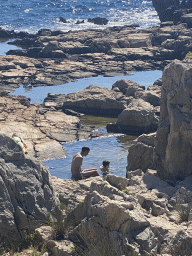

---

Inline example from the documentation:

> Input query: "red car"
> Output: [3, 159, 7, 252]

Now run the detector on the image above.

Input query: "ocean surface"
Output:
[0, 0, 159, 33]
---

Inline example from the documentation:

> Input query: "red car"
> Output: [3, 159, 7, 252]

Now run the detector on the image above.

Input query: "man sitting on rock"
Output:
[12, 132, 28, 154]
[71, 145, 99, 181]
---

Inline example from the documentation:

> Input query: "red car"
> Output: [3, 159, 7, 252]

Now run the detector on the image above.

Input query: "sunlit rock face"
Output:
[155, 59, 192, 181]
[0, 134, 59, 241]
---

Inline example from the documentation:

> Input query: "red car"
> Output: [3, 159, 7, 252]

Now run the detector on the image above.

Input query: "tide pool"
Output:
[44, 133, 136, 179]
[12, 70, 162, 103]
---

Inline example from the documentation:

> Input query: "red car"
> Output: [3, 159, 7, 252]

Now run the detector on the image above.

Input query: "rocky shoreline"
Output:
[1, 19, 192, 255]
[0, 21, 191, 93]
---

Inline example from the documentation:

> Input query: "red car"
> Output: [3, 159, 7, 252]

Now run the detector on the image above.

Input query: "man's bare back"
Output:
[71, 146, 100, 181]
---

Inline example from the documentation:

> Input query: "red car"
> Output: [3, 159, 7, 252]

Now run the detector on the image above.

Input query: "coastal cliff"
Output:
[127, 58, 192, 182]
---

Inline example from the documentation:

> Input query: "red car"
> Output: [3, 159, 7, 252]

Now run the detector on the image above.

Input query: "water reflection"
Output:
[80, 115, 117, 128]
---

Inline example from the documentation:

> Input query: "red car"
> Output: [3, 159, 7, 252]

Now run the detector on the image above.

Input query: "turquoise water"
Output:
[13, 70, 162, 103]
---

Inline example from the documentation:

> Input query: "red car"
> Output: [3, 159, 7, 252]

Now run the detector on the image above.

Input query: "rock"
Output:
[68, 180, 157, 255]
[111, 79, 144, 95]
[153, 78, 163, 86]
[180, 13, 192, 28]
[64, 109, 84, 117]
[88, 17, 108, 25]
[154, 59, 192, 181]
[0, 134, 25, 161]
[105, 174, 129, 190]
[0, 25, 185, 93]
[76, 19, 84, 24]
[0, 27, 15, 38]
[38, 41, 60, 58]
[58, 85, 129, 117]
[126, 33, 152, 48]
[137, 84, 161, 107]
[107, 99, 159, 135]
[126, 133, 157, 174]
[59, 17, 67, 23]
[37, 29, 52, 36]
[46, 170, 192, 255]
[0, 95, 93, 160]
[17, 95, 31, 107]
[0, 134, 58, 241]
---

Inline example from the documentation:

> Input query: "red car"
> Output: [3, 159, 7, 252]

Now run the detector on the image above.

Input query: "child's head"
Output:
[102, 160, 110, 168]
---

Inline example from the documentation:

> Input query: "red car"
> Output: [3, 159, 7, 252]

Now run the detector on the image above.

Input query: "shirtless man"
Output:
[71, 146, 99, 181]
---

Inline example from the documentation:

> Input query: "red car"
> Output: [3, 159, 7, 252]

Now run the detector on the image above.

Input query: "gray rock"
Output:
[0, 134, 58, 241]
[107, 99, 159, 135]
[112, 79, 143, 95]
[127, 133, 156, 173]
[155, 59, 192, 181]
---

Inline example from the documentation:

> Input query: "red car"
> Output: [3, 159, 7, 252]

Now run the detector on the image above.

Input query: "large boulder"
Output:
[107, 99, 159, 135]
[155, 59, 192, 181]
[0, 134, 58, 242]
[135, 84, 162, 107]
[112, 79, 144, 96]
[59, 85, 130, 117]
[127, 133, 157, 174]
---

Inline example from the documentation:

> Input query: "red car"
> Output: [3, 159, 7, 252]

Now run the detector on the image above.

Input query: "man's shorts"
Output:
[71, 174, 82, 181]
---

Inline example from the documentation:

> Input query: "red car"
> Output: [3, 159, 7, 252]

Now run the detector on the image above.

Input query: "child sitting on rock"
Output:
[12, 132, 28, 154]
[100, 160, 110, 178]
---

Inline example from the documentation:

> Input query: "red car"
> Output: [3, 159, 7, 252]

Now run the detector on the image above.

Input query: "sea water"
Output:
[0, 0, 159, 33]
[12, 70, 162, 103]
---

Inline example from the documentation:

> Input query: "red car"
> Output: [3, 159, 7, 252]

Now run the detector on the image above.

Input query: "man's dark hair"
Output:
[81, 146, 90, 152]
[103, 160, 110, 167]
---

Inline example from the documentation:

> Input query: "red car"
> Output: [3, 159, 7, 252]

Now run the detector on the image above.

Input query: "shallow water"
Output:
[12, 70, 162, 103]
[14, 69, 161, 179]
[0, 40, 22, 55]
[44, 133, 136, 179]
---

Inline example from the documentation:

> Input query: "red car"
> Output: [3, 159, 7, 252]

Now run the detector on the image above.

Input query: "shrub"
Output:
[176, 203, 190, 222]
[185, 51, 192, 59]
[48, 203, 71, 240]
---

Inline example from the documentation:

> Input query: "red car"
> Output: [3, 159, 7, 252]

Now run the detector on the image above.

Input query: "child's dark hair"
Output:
[103, 160, 110, 167]
[82, 145, 90, 152]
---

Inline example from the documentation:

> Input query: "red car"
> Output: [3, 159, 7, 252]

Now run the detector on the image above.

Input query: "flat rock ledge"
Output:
[1, 22, 191, 92]
[0, 94, 105, 161]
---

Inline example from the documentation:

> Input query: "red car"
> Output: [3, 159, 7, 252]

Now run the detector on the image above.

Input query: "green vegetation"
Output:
[0, 231, 47, 256]
[122, 189, 130, 195]
[176, 203, 190, 222]
[47, 202, 74, 240]
[48, 203, 68, 240]
[185, 51, 192, 59]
